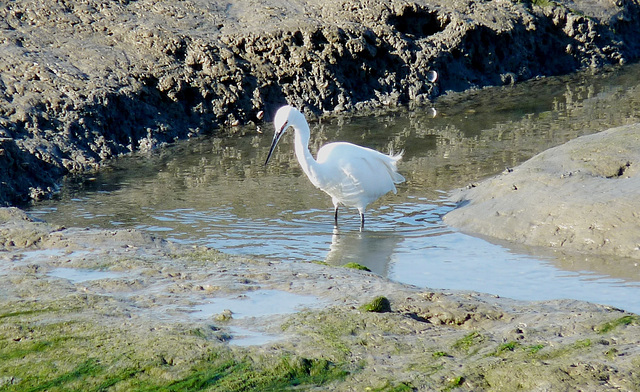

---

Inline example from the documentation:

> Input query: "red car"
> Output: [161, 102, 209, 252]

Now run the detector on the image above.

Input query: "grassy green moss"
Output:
[530, 338, 595, 362]
[282, 309, 361, 360]
[483, 342, 543, 358]
[596, 315, 640, 334]
[1, 353, 347, 392]
[0, 309, 50, 320]
[360, 296, 391, 313]
[573, 339, 591, 348]
[490, 341, 521, 356]
[451, 332, 484, 353]
[527, 344, 545, 354]
[605, 348, 619, 359]
[0, 316, 347, 392]
[444, 375, 465, 391]
[0, 302, 78, 320]
[342, 263, 371, 272]
[155, 355, 348, 392]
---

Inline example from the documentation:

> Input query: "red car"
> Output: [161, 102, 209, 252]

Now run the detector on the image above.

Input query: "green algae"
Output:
[476, 337, 626, 390]
[443, 375, 465, 391]
[0, 336, 74, 362]
[0, 309, 49, 320]
[152, 355, 347, 392]
[360, 296, 391, 313]
[282, 309, 358, 360]
[451, 332, 484, 354]
[0, 351, 347, 392]
[596, 315, 640, 334]
[24, 359, 103, 392]
[573, 339, 592, 349]
[1, 213, 640, 391]
[527, 344, 545, 354]
[0, 302, 76, 320]
[2, 268, 638, 392]
[342, 262, 371, 272]
[0, 315, 347, 392]
[490, 341, 521, 356]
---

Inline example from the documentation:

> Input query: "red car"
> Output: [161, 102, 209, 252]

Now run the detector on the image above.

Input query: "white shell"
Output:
[427, 70, 438, 83]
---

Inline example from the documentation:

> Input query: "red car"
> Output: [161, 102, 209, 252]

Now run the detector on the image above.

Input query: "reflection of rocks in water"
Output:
[41, 63, 640, 218]
[324, 228, 401, 276]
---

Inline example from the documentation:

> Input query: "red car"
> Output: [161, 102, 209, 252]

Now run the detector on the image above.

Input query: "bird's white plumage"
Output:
[265, 105, 405, 228]
[315, 142, 404, 210]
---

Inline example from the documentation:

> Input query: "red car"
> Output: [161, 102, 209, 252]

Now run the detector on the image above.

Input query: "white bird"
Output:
[264, 105, 405, 230]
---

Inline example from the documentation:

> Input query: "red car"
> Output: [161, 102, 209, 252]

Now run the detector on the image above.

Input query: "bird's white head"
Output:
[264, 105, 304, 166]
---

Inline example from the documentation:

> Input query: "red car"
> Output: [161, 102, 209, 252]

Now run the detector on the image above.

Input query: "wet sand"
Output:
[1, 207, 640, 390]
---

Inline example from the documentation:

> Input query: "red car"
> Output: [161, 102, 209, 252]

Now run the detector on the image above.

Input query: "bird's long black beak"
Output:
[264, 134, 280, 166]
[264, 121, 288, 166]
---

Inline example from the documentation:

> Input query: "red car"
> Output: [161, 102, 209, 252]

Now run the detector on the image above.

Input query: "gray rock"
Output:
[445, 123, 640, 259]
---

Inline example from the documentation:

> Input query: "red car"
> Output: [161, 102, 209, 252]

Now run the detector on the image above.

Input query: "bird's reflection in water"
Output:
[324, 227, 401, 276]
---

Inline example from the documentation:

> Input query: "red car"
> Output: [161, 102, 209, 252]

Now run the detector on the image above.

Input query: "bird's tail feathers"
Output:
[388, 149, 404, 162]
[386, 149, 405, 184]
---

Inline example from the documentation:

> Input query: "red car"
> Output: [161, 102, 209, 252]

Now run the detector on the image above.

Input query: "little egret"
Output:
[264, 105, 405, 230]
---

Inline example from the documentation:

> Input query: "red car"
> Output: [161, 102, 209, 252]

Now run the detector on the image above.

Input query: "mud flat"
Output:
[0, 207, 638, 390]
[445, 123, 640, 261]
[2, 0, 640, 204]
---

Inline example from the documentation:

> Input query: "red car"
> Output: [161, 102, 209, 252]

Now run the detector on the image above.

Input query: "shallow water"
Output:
[29, 63, 640, 313]
[225, 326, 283, 347]
[192, 289, 323, 320]
[192, 289, 324, 346]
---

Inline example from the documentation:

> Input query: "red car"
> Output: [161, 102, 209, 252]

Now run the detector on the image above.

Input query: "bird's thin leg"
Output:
[333, 205, 339, 226]
[359, 212, 365, 231]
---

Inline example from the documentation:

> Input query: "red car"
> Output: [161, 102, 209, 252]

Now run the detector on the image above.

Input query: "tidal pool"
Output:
[225, 326, 283, 347]
[192, 289, 322, 320]
[29, 63, 640, 313]
[192, 289, 324, 346]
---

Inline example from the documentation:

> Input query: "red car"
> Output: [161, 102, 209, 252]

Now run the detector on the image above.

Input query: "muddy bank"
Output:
[444, 123, 640, 260]
[2, 0, 640, 204]
[1, 207, 639, 390]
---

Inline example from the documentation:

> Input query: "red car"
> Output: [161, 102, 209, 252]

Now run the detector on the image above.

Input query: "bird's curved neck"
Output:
[291, 122, 319, 180]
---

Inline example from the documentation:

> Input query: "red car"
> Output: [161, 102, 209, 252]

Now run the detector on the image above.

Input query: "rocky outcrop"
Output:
[1, 0, 640, 204]
[444, 123, 640, 259]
